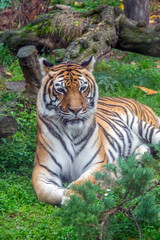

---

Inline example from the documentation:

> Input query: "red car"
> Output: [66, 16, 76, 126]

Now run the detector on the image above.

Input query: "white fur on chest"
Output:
[42, 122, 100, 183]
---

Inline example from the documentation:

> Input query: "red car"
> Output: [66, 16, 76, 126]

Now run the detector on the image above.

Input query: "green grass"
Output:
[0, 50, 160, 239]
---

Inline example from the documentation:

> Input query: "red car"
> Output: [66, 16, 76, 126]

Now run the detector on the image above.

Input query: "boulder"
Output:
[0, 115, 18, 138]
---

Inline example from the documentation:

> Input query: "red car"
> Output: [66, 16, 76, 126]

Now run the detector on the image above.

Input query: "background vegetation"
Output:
[1, 45, 160, 240]
[0, 0, 160, 239]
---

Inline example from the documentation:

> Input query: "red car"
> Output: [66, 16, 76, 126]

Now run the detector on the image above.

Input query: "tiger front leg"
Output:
[32, 166, 66, 205]
[134, 144, 151, 160]
[61, 163, 103, 204]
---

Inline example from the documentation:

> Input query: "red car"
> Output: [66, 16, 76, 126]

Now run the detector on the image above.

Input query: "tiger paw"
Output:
[61, 195, 70, 205]
[61, 188, 73, 205]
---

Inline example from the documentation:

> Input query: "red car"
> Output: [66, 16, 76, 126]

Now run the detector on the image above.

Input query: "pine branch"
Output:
[99, 180, 160, 239]
[130, 180, 160, 212]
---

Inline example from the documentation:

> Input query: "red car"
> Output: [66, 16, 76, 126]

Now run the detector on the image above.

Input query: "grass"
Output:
[0, 49, 160, 239]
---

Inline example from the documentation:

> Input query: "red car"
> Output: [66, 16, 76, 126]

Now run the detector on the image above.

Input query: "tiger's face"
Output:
[38, 56, 98, 129]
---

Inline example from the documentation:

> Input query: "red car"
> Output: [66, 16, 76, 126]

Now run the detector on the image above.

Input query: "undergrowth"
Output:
[0, 43, 23, 82]
[0, 49, 160, 239]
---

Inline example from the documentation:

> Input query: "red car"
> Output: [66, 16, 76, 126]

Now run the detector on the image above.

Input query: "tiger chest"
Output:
[42, 125, 102, 182]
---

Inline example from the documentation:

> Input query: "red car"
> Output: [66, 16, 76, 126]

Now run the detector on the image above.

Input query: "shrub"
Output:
[58, 148, 160, 240]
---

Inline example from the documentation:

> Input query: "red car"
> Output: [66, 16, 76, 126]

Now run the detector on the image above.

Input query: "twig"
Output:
[134, 219, 142, 239]
[99, 207, 119, 240]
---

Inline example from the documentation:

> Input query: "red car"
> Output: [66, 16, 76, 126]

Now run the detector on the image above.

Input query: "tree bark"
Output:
[123, 0, 149, 25]
[117, 16, 160, 57]
[17, 45, 42, 95]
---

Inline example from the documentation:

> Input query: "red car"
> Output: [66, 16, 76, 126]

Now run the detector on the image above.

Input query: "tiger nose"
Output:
[68, 106, 82, 114]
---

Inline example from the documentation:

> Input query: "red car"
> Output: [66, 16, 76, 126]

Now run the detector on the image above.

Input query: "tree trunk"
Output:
[123, 0, 149, 25]
[17, 45, 42, 95]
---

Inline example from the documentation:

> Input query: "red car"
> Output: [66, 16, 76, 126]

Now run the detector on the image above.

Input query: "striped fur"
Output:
[32, 56, 160, 205]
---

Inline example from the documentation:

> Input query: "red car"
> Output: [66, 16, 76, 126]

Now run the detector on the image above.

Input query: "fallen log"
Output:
[117, 17, 160, 57]
[0, 5, 159, 61]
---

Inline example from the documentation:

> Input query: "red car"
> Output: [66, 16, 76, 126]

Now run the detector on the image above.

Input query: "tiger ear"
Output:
[39, 57, 54, 76]
[81, 56, 96, 73]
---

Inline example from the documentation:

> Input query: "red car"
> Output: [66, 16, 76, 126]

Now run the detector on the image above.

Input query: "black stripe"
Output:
[38, 114, 74, 162]
[98, 123, 122, 156]
[155, 129, 160, 134]
[130, 115, 135, 130]
[91, 136, 99, 148]
[40, 179, 60, 187]
[143, 105, 158, 123]
[75, 117, 96, 145]
[149, 126, 155, 143]
[36, 153, 59, 178]
[108, 149, 115, 162]
[83, 144, 102, 171]
[39, 141, 62, 171]
[98, 101, 130, 124]
[96, 112, 125, 139]
[145, 124, 151, 142]
[95, 153, 107, 165]
[99, 97, 139, 115]
[76, 118, 97, 155]
[138, 120, 143, 139]
[41, 133, 55, 153]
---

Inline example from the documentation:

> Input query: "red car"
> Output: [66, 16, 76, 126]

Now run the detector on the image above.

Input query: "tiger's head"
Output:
[38, 56, 98, 129]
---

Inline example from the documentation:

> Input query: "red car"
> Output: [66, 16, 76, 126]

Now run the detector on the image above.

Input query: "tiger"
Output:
[32, 56, 160, 205]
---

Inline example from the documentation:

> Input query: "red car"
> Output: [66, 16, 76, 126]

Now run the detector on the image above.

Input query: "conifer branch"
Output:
[99, 180, 160, 239]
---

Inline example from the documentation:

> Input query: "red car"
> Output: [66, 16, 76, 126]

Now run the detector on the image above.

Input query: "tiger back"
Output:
[32, 56, 160, 205]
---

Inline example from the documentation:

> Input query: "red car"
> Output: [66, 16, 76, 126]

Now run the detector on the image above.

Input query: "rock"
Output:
[0, 115, 18, 138]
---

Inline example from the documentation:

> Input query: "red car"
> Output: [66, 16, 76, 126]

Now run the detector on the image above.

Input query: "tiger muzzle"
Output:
[68, 106, 82, 115]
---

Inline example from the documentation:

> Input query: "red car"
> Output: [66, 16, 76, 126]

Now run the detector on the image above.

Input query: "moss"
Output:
[36, 19, 53, 37]
[23, 18, 53, 38]
[80, 46, 86, 54]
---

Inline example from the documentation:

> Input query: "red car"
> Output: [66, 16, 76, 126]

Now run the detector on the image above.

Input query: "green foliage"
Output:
[0, 94, 37, 174]
[118, 156, 154, 196]
[72, 0, 121, 10]
[0, 43, 15, 66]
[57, 182, 106, 239]
[95, 55, 160, 89]
[0, 43, 23, 81]
[50, 0, 65, 4]
[94, 71, 119, 92]
[0, 0, 12, 9]
[0, 90, 17, 104]
[134, 194, 158, 223]
[58, 152, 160, 240]
[5, 59, 24, 82]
